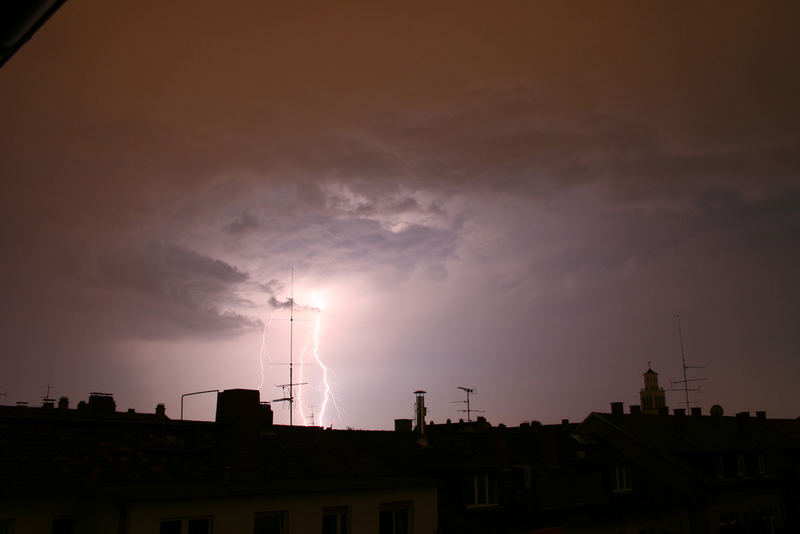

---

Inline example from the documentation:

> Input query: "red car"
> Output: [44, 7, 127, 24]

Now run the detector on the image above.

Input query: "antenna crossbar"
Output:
[673, 314, 708, 410]
[452, 386, 481, 422]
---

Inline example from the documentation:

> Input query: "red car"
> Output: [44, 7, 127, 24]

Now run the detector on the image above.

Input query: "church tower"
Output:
[640, 364, 666, 414]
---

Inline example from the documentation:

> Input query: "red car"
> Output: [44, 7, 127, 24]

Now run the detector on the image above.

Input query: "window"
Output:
[254, 512, 286, 534]
[612, 466, 632, 493]
[159, 518, 211, 534]
[465, 475, 497, 507]
[379, 502, 411, 534]
[757, 453, 766, 475]
[322, 506, 349, 534]
[52, 518, 74, 534]
[0, 520, 14, 534]
[736, 454, 746, 477]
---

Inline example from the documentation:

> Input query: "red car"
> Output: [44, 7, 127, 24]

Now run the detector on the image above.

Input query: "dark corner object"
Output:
[0, 0, 67, 70]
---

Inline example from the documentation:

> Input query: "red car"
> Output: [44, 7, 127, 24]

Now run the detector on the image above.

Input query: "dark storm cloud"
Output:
[256, 279, 283, 294]
[224, 210, 259, 234]
[269, 296, 292, 310]
[93, 242, 258, 338]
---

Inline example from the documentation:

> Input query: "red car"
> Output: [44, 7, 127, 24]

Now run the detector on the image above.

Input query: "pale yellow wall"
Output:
[126, 485, 437, 533]
[0, 497, 119, 534]
[1, 486, 437, 534]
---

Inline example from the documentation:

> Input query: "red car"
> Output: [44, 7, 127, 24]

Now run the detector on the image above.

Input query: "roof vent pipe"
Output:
[414, 390, 427, 435]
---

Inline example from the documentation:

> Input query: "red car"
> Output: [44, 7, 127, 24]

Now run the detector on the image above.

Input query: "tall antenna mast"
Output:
[271, 266, 307, 426]
[669, 314, 708, 409]
[289, 266, 294, 426]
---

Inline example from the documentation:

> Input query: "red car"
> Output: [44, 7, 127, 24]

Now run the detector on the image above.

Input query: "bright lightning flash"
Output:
[309, 294, 342, 427]
[256, 288, 341, 427]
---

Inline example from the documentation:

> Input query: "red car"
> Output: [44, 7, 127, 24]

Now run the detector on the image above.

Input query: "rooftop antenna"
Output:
[668, 314, 708, 409]
[41, 385, 55, 403]
[271, 266, 307, 426]
[451, 386, 485, 422]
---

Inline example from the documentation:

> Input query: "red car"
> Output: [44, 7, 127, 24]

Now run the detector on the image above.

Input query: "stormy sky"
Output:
[1, 1, 798, 428]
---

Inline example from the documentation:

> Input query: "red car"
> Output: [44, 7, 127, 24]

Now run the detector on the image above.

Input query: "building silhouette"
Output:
[640, 365, 667, 415]
[2, 385, 800, 533]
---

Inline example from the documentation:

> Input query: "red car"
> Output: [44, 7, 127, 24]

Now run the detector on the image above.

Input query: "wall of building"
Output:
[125, 485, 437, 533]
[0, 496, 119, 534]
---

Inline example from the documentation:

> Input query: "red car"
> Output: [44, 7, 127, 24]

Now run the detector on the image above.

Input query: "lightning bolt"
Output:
[257, 310, 277, 391]
[296, 336, 311, 426]
[312, 308, 342, 427]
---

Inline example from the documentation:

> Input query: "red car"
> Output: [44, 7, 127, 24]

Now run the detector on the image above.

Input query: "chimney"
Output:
[394, 419, 412, 432]
[561, 418, 570, 426]
[58, 396, 69, 410]
[691, 407, 702, 417]
[87, 393, 116, 413]
[630, 405, 641, 415]
[756, 411, 766, 420]
[736, 411, 749, 432]
[414, 390, 427, 435]
[155, 403, 166, 418]
[658, 406, 669, 415]
[215, 389, 272, 426]
[215, 389, 273, 482]
[674, 408, 686, 416]
[610, 402, 624, 415]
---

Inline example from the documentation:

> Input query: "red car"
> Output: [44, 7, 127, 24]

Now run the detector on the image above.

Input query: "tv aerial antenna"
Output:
[451, 386, 484, 422]
[41, 385, 55, 404]
[270, 266, 308, 426]
[667, 314, 708, 410]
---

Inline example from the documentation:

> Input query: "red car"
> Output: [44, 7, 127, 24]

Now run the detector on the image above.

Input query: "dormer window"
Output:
[612, 466, 632, 493]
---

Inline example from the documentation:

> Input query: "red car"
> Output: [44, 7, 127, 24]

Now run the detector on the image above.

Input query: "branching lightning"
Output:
[257, 283, 341, 427]
[312, 309, 331, 425]
[296, 336, 311, 426]
[311, 307, 343, 426]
